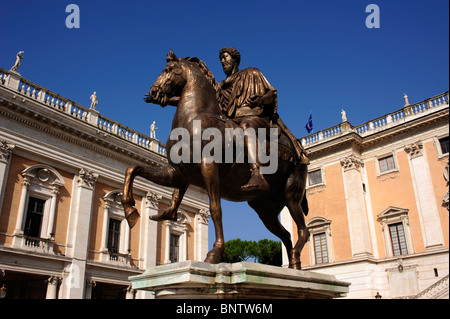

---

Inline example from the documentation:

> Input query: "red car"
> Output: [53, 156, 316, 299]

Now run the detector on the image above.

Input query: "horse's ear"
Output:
[167, 49, 179, 62]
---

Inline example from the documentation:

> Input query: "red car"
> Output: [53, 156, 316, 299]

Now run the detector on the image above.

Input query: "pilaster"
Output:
[139, 191, 161, 269]
[63, 168, 98, 299]
[0, 140, 14, 217]
[405, 142, 444, 250]
[194, 208, 210, 261]
[340, 155, 373, 258]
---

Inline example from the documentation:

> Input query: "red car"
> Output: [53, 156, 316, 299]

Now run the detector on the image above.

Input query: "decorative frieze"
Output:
[197, 208, 210, 225]
[78, 168, 98, 189]
[146, 190, 162, 209]
[404, 142, 424, 159]
[340, 155, 364, 171]
[0, 139, 14, 163]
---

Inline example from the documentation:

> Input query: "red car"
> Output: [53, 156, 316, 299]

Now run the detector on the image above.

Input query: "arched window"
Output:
[100, 190, 131, 266]
[306, 217, 334, 265]
[13, 165, 65, 252]
[163, 210, 191, 264]
[377, 206, 414, 257]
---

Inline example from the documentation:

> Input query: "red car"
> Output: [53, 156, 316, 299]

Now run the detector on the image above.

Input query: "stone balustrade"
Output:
[2, 67, 446, 156]
[0, 67, 166, 157]
[302, 91, 449, 147]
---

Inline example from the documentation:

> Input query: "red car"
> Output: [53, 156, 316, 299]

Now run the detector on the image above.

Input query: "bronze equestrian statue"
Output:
[122, 49, 310, 269]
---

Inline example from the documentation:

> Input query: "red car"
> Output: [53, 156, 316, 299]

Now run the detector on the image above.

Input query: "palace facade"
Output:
[281, 91, 449, 299]
[1, 60, 448, 299]
[0, 66, 210, 299]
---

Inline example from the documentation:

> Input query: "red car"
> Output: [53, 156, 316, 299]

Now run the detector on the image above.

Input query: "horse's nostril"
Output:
[150, 88, 157, 97]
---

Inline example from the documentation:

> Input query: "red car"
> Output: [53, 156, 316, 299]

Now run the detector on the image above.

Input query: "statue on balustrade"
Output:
[150, 121, 158, 139]
[10, 51, 24, 72]
[123, 48, 310, 269]
[90, 91, 98, 110]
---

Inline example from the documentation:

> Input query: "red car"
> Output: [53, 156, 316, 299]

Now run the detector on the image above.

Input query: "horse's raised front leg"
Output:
[149, 187, 187, 221]
[122, 164, 184, 228]
[123, 165, 141, 228]
[201, 161, 224, 264]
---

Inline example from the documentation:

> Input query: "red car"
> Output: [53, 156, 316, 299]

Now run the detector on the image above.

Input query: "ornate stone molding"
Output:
[47, 276, 62, 286]
[197, 208, 210, 225]
[340, 155, 364, 171]
[86, 279, 96, 289]
[146, 190, 162, 209]
[0, 139, 15, 163]
[78, 168, 98, 189]
[404, 142, 424, 159]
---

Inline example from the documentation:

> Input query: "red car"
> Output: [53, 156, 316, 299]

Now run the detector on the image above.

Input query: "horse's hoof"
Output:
[204, 251, 223, 264]
[289, 261, 302, 270]
[126, 208, 140, 228]
[149, 213, 177, 222]
[149, 208, 178, 222]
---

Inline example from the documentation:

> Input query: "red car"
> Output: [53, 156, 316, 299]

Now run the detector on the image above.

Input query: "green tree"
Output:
[255, 239, 282, 266]
[223, 239, 257, 263]
[223, 239, 282, 266]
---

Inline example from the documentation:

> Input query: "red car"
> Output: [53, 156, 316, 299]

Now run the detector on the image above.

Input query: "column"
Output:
[46, 186, 60, 239]
[100, 204, 110, 252]
[405, 142, 444, 249]
[62, 168, 98, 299]
[46, 276, 61, 299]
[194, 208, 209, 261]
[139, 191, 161, 269]
[0, 140, 15, 217]
[125, 285, 135, 299]
[340, 155, 373, 257]
[13, 176, 31, 244]
[121, 219, 130, 254]
[181, 224, 188, 262]
[84, 280, 96, 299]
[164, 221, 171, 264]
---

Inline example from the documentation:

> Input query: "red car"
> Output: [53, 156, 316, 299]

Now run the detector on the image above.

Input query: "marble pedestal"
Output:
[129, 261, 350, 299]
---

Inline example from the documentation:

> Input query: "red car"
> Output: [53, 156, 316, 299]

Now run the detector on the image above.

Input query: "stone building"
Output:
[0, 66, 210, 299]
[281, 91, 449, 299]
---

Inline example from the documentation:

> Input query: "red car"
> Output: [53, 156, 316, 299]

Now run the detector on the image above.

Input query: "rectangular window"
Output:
[439, 137, 449, 155]
[379, 155, 396, 173]
[169, 234, 180, 263]
[308, 169, 323, 186]
[389, 223, 408, 256]
[313, 233, 329, 264]
[24, 197, 46, 237]
[108, 218, 121, 254]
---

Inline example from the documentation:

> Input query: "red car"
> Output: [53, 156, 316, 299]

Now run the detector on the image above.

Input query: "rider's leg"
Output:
[239, 118, 269, 192]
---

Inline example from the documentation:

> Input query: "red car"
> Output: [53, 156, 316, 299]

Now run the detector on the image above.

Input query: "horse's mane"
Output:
[181, 57, 220, 93]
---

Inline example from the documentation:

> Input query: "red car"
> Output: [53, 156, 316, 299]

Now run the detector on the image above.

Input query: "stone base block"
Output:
[129, 261, 350, 299]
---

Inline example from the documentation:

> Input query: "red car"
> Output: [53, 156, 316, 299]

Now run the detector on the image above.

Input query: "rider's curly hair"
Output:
[219, 47, 241, 67]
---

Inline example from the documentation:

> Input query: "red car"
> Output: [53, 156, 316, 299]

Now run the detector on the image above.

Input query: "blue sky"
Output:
[1, 0, 448, 247]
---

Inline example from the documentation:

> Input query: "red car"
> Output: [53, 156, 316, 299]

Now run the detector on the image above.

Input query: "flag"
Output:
[305, 114, 313, 133]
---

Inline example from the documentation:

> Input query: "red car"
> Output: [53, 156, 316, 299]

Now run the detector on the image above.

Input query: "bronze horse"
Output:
[122, 50, 310, 269]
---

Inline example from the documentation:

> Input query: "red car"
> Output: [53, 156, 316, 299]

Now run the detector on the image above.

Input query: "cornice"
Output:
[306, 107, 448, 158]
[0, 92, 166, 168]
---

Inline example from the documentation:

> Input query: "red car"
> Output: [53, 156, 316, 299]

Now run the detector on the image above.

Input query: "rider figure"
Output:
[217, 47, 308, 192]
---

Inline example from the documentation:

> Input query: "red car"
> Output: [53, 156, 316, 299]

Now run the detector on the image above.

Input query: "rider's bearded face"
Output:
[220, 52, 236, 77]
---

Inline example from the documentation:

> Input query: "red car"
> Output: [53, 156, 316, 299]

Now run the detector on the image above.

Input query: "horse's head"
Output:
[145, 50, 187, 107]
